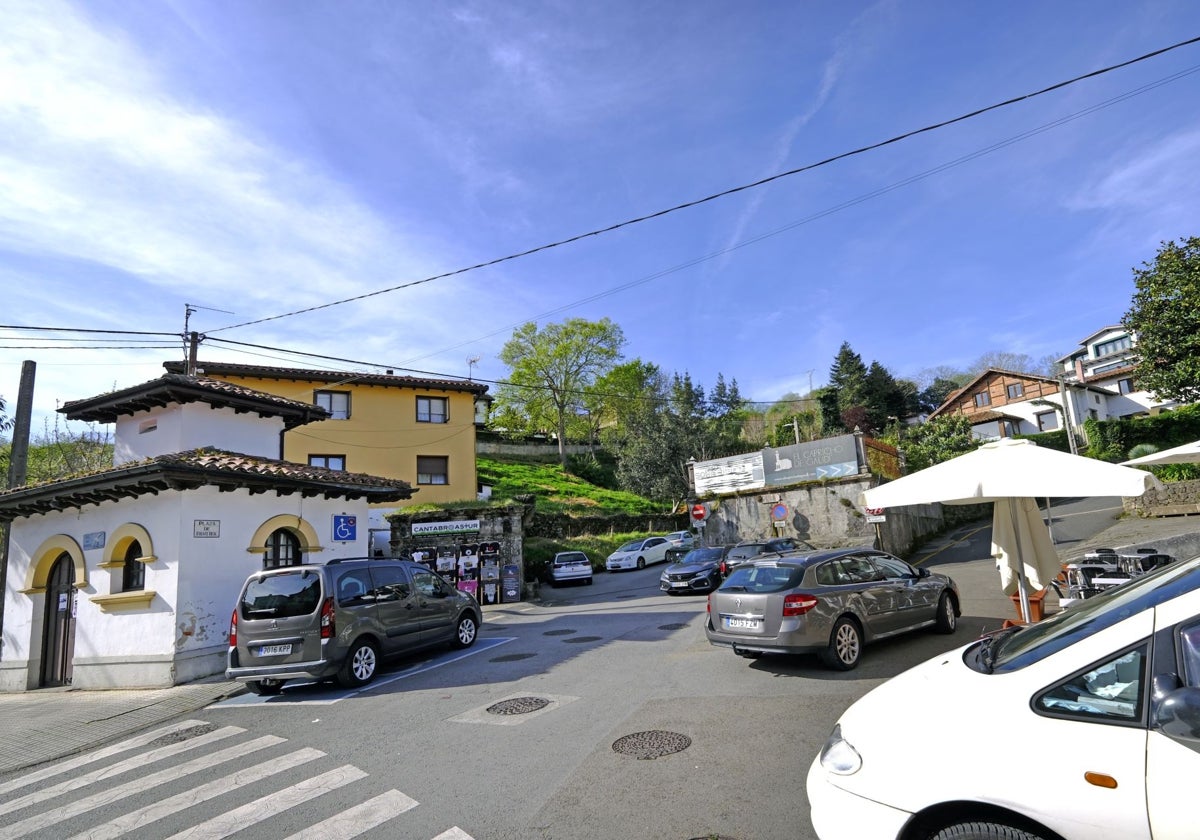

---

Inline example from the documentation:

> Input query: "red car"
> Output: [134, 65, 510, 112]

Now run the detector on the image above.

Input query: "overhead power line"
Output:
[206, 34, 1200, 335]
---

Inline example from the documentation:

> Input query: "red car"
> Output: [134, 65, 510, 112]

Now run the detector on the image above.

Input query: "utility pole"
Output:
[0, 360, 36, 649]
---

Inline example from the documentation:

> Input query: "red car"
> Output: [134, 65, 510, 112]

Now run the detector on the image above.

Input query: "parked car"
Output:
[807, 552, 1200, 840]
[549, 551, 593, 586]
[705, 548, 959, 669]
[662, 530, 696, 549]
[226, 557, 481, 695]
[721, 536, 814, 575]
[660, 545, 730, 595]
[606, 536, 671, 571]
[663, 544, 692, 566]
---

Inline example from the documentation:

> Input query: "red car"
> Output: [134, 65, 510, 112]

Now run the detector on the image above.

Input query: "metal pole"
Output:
[1009, 500, 1032, 623]
[0, 361, 36, 649]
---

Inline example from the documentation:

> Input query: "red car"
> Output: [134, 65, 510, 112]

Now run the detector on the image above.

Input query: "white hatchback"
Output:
[606, 536, 671, 571]
[807, 554, 1200, 840]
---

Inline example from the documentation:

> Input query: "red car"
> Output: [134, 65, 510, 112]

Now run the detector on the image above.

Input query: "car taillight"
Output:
[783, 593, 818, 617]
[707, 595, 712, 615]
[228, 608, 237, 647]
[320, 596, 335, 639]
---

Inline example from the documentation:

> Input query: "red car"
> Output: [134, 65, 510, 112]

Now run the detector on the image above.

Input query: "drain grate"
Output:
[543, 629, 576, 636]
[563, 635, 602, 644]
[487, 696, 551, 716]
[489, 653, 537, 663]
[612, 730, 691, 760]
[147, 723, 217, 748]
[658, 622, 688, 630]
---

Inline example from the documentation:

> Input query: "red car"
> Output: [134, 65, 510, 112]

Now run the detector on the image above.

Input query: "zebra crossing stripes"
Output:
[0, 722, 476, 840]
[282, 789, 419, 840]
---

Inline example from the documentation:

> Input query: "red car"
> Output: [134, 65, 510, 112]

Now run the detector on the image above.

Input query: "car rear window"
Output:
[722, 565, 805, 593]
[555, 553, 588, 565]
[727, 545, 763, 561]
[241, 570, 323, 619]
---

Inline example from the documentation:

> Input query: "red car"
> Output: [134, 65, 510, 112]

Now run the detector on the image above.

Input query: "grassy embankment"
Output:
[406, 455, 671, 577]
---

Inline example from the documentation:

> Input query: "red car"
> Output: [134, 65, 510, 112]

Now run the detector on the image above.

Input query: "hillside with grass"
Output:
[476, 455, 663, 516]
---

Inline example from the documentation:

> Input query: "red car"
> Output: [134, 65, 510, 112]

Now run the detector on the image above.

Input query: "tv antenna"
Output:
[466, 355, 481, 380]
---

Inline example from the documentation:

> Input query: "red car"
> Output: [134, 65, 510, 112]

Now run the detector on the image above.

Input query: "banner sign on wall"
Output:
[762, 435, 860, 486]
[412, 519, 481, 536]
[693, 452, 766, 495]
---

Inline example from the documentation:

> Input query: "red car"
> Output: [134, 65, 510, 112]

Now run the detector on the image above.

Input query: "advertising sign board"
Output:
[762, 435, 859, 486]
[693, 452, 766, 495]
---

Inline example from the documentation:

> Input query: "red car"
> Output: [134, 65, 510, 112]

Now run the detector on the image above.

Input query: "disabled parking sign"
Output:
[332, 515, 357, 542]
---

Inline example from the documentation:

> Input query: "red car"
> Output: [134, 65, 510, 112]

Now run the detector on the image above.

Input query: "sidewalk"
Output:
[2, 513, 1198, 776]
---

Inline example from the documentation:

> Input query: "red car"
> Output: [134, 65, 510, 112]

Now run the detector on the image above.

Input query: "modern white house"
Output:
[1057, 325, 1179, 419]
[0, 374, 413, 691]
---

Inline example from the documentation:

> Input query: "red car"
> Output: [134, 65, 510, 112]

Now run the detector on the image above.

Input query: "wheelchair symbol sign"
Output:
[333, 515, 357, 542]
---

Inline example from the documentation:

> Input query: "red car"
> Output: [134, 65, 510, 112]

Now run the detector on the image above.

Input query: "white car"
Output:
[549, 551, 593, 586]
[807, 553, 1200, 840]
[662, 530, 695, 549]
[606, 537, 671, 571]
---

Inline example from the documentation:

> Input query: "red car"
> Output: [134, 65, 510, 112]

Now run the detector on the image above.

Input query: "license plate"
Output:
[724, 617, 760, 630]
[671, 581, 689, 588]
[258, 644, 292, 656]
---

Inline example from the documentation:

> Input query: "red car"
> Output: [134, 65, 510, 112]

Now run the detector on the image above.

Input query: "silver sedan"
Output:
[705, 548, 960, 670]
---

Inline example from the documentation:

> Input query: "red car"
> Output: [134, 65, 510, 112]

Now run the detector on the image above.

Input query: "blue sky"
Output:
[3, 1, 1200, 432]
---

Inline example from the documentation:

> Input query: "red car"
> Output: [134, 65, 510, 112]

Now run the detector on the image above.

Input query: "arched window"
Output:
[264, 528, 302, 569]
[122, 539, 145, 591]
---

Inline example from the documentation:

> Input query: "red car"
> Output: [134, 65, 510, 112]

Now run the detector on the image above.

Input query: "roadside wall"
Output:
[1122, 478, 1200, 517]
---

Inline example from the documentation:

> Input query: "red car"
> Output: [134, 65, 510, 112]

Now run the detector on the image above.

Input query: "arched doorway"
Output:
[40, 552, 77, 687]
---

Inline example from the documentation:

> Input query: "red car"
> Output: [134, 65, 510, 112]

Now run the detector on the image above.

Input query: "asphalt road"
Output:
[0, 499, 1122, 840]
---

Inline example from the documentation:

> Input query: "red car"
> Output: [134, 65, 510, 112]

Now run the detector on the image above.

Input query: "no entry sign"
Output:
[690, 503, 708, 521]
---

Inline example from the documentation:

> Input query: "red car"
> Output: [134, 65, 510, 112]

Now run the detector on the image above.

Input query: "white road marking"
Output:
[167, 764, 367, 840]
[0, 725, 245, 817]
[0, 719, 211, 797]
[0, 735, 285, 839]
[431, 828, 476, 840]
[282, 789, 420, 840]
[67, 748, 324, 840]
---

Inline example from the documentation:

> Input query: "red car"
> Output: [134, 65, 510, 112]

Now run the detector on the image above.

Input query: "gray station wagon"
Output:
[705, 548, 959, 670]
[227, 557, 482, 695]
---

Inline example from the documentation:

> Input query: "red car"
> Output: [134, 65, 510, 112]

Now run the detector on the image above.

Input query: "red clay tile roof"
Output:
[163, 360, 489, 395]
[61, 374, 330, 429]
[0, 447, 414, 521]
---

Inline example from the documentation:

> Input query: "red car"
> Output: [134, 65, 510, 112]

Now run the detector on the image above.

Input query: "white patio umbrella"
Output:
[860, 438, 1159, 622]
[1122, 439, 1200, 466]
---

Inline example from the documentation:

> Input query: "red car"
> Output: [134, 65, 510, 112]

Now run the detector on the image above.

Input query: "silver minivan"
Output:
[226, 558, 481, 695]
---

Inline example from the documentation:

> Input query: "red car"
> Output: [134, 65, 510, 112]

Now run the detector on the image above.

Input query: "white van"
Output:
[807, 554, 1200, 840]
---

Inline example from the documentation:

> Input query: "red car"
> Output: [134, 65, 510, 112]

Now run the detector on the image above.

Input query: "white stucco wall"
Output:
[114, 403, 285, 464]
[1, 485, 373, 691]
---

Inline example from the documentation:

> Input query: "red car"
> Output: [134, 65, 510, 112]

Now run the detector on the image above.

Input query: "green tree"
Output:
[917, 376, 966, 414]
[828, 342, 868, 426]
[0, 419, 113, 486]
[1123, 236, 1200, 402]
[588, 359, 664, 448]
[495, 318, 625, 467]
[898, 414, 978, 472]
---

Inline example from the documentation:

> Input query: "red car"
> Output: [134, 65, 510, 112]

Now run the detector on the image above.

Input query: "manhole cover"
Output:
[543, 629, 576, 636]
[487, 696, 551, 716]
[563, 635, 602, 644]
[612, 730, 691, 760]
[489, 653, 537, 663]
[147, 723, 217, 747]
[658, 623, 688, 630]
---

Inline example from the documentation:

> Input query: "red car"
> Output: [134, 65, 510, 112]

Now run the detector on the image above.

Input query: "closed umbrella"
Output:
[1121, 439, 1200, 466]
[861, 438, 1159, 621]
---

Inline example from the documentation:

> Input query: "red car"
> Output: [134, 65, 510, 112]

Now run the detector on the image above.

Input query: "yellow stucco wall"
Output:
[208, 373, 480, 506]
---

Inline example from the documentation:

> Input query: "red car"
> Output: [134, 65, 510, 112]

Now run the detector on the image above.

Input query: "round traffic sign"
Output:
[690, 503, 708, 521]
[770, 503, 788, 521]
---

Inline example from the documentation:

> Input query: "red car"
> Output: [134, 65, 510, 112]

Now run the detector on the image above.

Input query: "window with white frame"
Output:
[417, 396, 448, 424]
[1093, 335, 1132, 358]
[314, 390, 350, 419]
[309, 454, 346, 471]
[417, 455, 449, 485]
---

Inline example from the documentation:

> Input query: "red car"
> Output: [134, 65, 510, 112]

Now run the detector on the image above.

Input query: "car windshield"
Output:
[681, 547, 724, 563]
[721, 564, 805, 593]
[727, 545, 763, 561]
[980, 555, 1200, 673]
[617, 540, 643, 552]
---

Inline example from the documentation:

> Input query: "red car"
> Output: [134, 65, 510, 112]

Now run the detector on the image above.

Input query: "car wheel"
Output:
[636, 556, 646, 569]
[246, 678, 285, 696]
[934, 592, 958, 634]
[453, 614, 478, 649]
[820, 617, 862, 670]
[585, 577, 593, 585]
[337, 638, 379, 688]
[930, 821, 1046, 840]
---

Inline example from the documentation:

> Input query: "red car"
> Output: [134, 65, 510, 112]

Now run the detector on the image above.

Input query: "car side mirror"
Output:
[917, 567, 931, 578]
[1154, 686, 1200, 740]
